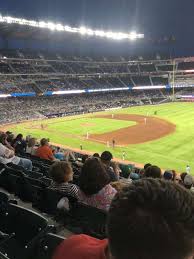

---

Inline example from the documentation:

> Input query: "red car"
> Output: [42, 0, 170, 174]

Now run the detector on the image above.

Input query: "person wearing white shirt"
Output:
[186, 165, 191, 174]
[0, 143, 32, 171]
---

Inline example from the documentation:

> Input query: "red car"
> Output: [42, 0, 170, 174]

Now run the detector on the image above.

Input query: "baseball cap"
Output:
[130, 172, 140, 180]
[163, 171, 173, 180]
[184, 175, 193, 186]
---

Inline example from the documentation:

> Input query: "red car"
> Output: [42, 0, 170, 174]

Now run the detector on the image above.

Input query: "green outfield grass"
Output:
[9, 102, 194, 174]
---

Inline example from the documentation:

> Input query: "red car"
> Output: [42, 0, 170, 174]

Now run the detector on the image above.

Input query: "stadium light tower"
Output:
[0, 14, 144, 41]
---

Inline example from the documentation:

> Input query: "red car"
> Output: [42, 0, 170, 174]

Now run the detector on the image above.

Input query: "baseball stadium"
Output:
[1, 2, 194, 259]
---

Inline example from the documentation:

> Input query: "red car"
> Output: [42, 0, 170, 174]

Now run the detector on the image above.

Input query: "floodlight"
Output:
[47, 22, 56, 30]
[64, 26, 71, 32]
[129, 31, 137, 40]
[106, 31, 114, 38]
[5, 16, 13, 24]
[28, 20, 37, 27]
[86, 29, 94, 36]
[39, 21, 47, 28]
[0, 14, 144, 41]
[56, 24, 64, 31]
[79, 26, 87, 35]
[64, 26, 77, 33]
[114, 33, 127, 40]
[94, 30, 105, 37]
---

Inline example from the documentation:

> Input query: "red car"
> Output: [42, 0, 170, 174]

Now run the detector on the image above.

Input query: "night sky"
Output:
[1, 0, 194, 56]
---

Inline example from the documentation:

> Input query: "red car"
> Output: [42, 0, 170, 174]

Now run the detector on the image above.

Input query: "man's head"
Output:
[181, 172, 188, 182]
[93, 153, 100, 158]
[101, 151, 113, 164]
[40, 138, 49, 146]
[16, 134, 23, 141]
[184, 175, 193, 190]
[144, 163, 152, 170]
[144, 165, 162, 179]
[108, 179, 194, 259]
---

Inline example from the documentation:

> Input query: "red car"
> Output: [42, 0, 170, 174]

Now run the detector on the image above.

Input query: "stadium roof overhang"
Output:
[0, 22, 80, 42]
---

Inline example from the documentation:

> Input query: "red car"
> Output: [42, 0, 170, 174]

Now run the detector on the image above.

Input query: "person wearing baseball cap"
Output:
[183, 174, 193, 190]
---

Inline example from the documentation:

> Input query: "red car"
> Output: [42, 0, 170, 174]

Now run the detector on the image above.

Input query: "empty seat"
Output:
[0, 203, 49, 259]
[0, 192, 9, 205]
[20, 176, 47, 202]
[0, 251, 10, 259]
[0, 166, 25, 194]
[33, 188, 68, 215]
[34, 233, 64, 259]
[67, 202, 107, 239]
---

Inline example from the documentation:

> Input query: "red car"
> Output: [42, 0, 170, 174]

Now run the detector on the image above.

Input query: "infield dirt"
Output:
[90, 114, 176, 145]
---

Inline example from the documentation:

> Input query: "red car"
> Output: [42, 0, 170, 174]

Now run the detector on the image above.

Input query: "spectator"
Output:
[49, 161, 78, 199]
[12, 134, 27, 155]
[186, 165, 191, 174]
[36, 138, 55, 161]
[54, 147, 76, 161]
[53, 148, 64, 160]
[78, 157, 117, 211]
[6, 131, 15, 145]
[75, 154, 89, 167]
[183, 174, 194, 191]
[93, 153, 100, 158]
[144, 165, 162, 179]
[138, 164, 152, 178]
[180, 172, 188, 186]
[53, 179, 194, 259]
[82, 154, 89, 164]
[163, 170, 173, 181]
[64, 150, 76, 161]
[0, 142, 32, 171]
[144, 163, 152, 170]
[171, 170, 177, 182]
[130, 172, 140, 180]
[101, 151, 119, 182]
[26, 138, 37, 155]
[107, 179, 194, 259]
[0, 133, 14, 151]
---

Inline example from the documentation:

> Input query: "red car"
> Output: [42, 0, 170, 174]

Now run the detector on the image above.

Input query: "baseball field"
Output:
[5, 102, 194, 173]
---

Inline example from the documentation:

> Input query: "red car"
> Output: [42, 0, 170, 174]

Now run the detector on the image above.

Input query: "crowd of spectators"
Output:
[0, 90, 170, 124]
[0, 49, 176, 95]
[0, 132, 32, 170]
[0, 129, 194, 259]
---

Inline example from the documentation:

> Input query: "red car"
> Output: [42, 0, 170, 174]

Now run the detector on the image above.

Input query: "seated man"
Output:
[101, 151, 120, 182]
[0, 142, 32, 171]
[53, 179, 194, 259]
[36, 138, 55, 161]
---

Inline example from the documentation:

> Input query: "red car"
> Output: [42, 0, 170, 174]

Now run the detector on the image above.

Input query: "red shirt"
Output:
[52, 234, 108, 259]
[36, 145, 54, 160]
